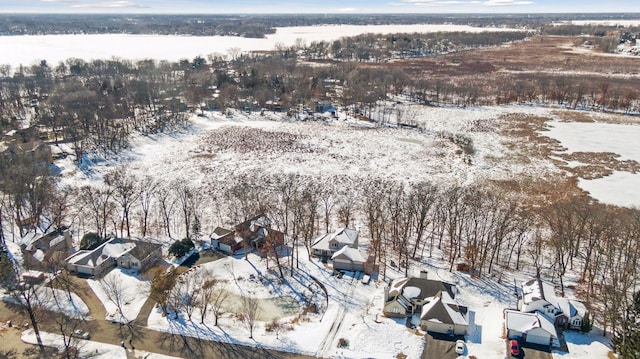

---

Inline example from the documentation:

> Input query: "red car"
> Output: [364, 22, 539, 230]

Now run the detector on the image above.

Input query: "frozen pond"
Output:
[221, 290, 301, 322]
[0, 24, 523, 68]
[543, 120, 640, 208]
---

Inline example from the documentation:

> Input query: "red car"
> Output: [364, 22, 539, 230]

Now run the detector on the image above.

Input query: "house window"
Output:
[132, 262, 138, 268]
[573, 319, 580, 326]
[393, 307, 400, 314]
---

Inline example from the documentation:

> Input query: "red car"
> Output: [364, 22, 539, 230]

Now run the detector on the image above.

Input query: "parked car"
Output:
[510, 339, 520, 357]
[455, 339, 465, 355]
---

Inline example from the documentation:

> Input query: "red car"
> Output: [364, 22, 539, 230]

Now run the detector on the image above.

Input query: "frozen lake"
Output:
[0, 24, 522, 68]
[544, 120, 640, 208]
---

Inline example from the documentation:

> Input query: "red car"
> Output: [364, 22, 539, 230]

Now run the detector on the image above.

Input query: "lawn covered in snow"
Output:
[146, 251, 425, 359]
[87, 268, 151, 324]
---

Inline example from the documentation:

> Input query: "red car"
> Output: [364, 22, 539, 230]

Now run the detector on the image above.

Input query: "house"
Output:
[311, 227, 359, 258]
[505, 309, 560, 347]
[383, 271, 457, 318]
[66, 238, 162, 277]
[22, 227, 73, 271]
[557, 298, 588, 330]
[420, 290, 468, 335]
[210, 227, 241, 254]
[211, 214, 284, 255]
[519, 278, 587, 329]
[331, 246, 366, 272]
[315, 100, 337, 117]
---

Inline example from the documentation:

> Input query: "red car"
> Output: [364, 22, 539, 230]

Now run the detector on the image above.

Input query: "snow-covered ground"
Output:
[21, 329, 181, 359]
[0, 24, 524, 68]
[543, 120, 640, 208]
[87, 268, 151, 323]
[2, 286, 90, 320]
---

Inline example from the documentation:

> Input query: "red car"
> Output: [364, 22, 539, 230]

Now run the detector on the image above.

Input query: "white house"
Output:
[311, 227, 359, 257]
[331, 246, 366, 272]
[505, 309, 560, 347]
[558, 298, 588, 330]
[520, 278, 588, 329]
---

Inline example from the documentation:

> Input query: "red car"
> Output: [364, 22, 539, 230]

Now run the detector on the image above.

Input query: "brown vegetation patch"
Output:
[557, 152, 640, 179]
[198, 126, 317, 155]
[551, 110, 596, 123]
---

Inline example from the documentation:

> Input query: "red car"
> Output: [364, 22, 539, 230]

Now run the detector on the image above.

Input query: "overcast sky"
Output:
[0, 0, 638, 14]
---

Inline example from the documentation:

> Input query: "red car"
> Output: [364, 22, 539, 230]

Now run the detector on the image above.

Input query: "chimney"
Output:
[419, 270, 428, 279]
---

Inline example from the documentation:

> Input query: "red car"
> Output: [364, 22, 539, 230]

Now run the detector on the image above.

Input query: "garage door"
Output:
[525, 333, 550, 346]
[423, 321, 454, 334]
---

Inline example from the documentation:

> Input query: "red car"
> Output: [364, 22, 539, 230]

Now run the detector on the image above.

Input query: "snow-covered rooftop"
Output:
[522, 278, 557, 305]
[331, 245, 365, 263]
[505, 309, 557, 338]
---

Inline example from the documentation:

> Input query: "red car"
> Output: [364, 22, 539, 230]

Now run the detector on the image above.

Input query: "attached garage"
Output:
[331, 246, 366, 272]
[505, 309, 559, 348]
[420, 291, 468, 335]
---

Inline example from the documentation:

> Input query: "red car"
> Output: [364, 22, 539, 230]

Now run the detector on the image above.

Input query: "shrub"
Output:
[79, 232, 104, 250]
[337, 338, 349, 348]
[168, 238, 194, 258]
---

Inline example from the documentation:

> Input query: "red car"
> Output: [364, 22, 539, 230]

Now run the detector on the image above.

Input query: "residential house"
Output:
[331, 246, 366, 272]
[519, 278, 587, 329]
[22, 227, 73, 271]
[311, 227, 359, 258]
[210, 227, 242, 254]
[66, 238, 162, 277]
[504, 309, 560, 347]
[236, 214, 284, 250]
[211, 214, 284, 255]
[557, 298, 588, 330]
[420, 290, 468, 335]
[383, 271, 456, 317]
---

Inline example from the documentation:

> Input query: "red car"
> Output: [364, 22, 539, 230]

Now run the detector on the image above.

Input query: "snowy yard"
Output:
[87, 268, 151, 324]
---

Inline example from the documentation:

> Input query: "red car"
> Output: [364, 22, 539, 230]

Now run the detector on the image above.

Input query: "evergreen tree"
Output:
[613, 291, 640, 359]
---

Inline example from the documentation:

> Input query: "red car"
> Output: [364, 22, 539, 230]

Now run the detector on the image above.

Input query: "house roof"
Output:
[331, 246, 365, 263]
[126, 240, 162, 261]
[312, 227, 359, 251]
[421, 291, 468, 326]
[24, 227, 69, 251]
[388, 277, 456, 301]
[522, 278, 557, 305]
[504, 309, 558, 338]
[211, 227, 233, 240]
[557, 298, 587, 318]
[66, 238, 161, 268]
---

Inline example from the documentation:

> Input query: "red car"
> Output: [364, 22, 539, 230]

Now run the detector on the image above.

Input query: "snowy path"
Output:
[316, 275, 357, 358]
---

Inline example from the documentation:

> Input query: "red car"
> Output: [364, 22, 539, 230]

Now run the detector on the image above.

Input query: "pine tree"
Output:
[613, 291, 640, 359]
[580, 312, 593, 333]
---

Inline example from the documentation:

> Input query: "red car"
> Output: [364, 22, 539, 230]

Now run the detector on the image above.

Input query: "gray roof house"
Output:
[66, 238, 162, 277]
[311, 227, 359, 257]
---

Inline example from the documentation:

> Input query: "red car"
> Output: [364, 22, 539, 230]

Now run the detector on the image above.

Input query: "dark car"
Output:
[510, 339, 520, 357]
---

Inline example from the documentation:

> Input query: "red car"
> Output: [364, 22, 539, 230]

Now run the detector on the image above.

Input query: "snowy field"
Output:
[543, 120, 640, 208]
[57, 105, 560, 191]
[568, 19, 640, 27]
[0, 23, 523, 68]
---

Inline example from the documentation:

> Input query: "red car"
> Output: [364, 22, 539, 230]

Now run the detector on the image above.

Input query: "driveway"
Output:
[422, 333, 464, 359]
[507, 340, 553, 359]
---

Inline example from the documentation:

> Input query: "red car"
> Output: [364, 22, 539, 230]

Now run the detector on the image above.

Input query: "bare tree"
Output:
[241, 294, 261, 339]
[105, 167, 140, 238]
[100, 273, 128, 322]
[138, 176, 159, 238]
[156, 185, 176, 238]
[208, 281, 229, 326]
